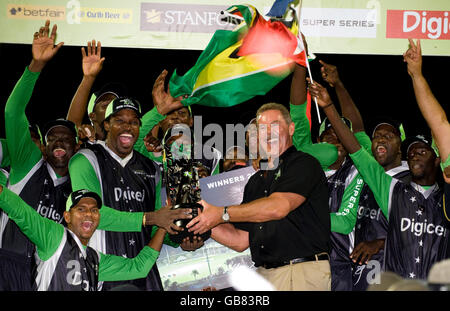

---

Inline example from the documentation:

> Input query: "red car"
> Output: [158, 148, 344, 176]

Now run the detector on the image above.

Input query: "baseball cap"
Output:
[104, 97, 142, 121]
[65, 189, 102, 212]
[42, 119, 78, 145]
[318, 116, 352, 138]
[371, 117, 406, 142]
[402, 134, 437, 157]
[87, 83, 128, 115]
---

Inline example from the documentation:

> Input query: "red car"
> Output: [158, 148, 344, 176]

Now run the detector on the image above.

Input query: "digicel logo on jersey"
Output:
[386, 10, 450, 40]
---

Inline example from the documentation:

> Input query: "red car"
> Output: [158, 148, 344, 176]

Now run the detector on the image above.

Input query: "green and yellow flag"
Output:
[169, 4, 305, 108]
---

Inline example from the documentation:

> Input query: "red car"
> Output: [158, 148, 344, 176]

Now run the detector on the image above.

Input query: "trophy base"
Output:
[169, 202, 211, 244]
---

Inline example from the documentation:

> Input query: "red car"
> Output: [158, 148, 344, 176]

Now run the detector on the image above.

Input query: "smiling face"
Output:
[256, 109, 294, 159]
[45, 126, 78, 171]
[104, 109, 140, 159]
[371, 124, 402, 170]
[64, 197, 100, 246]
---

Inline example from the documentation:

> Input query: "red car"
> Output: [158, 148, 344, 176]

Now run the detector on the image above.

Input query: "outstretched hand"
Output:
[319, 60, 341, 87]
[403, 38, 422, 78]
[307, 78, 333, 108]
[152, 70, 185, 115]
[81, 40, 105, 78]
[30, 20, 64, 72]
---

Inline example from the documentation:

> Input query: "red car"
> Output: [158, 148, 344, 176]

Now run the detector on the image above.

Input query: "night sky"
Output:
[0, 42, 449, 148]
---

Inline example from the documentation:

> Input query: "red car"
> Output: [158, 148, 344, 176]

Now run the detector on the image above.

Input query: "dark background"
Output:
[0, 42, 448, 146]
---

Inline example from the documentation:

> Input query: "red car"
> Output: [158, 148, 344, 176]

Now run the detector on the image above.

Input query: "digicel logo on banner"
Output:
[387, 10, 450, 40]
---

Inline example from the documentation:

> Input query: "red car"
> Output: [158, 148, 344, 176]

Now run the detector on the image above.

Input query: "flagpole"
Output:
[295, 1, 322, 124]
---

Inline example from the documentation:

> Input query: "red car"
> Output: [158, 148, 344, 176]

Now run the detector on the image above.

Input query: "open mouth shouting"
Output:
[53, 147, 67, 158]
[375, 145, 387, 156]
[118, 133, 134, 148]
[81, 220, 94, 233]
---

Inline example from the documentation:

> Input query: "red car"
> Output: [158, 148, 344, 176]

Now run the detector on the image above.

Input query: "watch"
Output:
[222, 206, 230, 222]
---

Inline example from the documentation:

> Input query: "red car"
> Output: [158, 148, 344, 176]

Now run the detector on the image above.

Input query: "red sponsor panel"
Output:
[386, 10, 450, 40]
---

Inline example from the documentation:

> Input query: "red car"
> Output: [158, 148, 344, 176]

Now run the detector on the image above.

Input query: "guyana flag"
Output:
[169, 4, 307, 108]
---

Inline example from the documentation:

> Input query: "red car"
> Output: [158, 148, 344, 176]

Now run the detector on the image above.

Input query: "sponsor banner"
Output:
[7, 4, 65, 20]
[1, 0, 450, 55]
[78, 7, 133, 24]
[157, 166, 256, 291]
[387, 10, 450, 40]
[300, 8, 377, 38]
[140, 3, 234, 33]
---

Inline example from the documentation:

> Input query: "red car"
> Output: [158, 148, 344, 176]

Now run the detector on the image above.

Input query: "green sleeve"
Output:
[151, 176, 179, 248]
[98, 245, 159, 281]
[330, 173, 365, 234]
[69, 152, 143, 232]
[354, 131, 373, 154]
[0, 139, 10, 168]
[349, 148, 393, 219]
[0, 187, 63, 261]
[0, 169, 9, 187]
[134, 107, 165, 156]
[4, 67, 43, 185]
[290, 102, 313, 149]
[441, 154, 450, 171]
[290, 103, 339, 170]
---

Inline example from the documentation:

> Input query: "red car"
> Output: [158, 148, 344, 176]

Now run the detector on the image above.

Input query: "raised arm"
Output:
[309, 80, 393, 219]
[319, 60, 364, 133]
[5, 20, 63, 185]
[66, 40, 105, 128]
[289, 63, 339, 169]
[404, 38, 450, 176]
[0, 186, 64, 261]
[134, 70, 183, 156]
[308, 79, 361, 154]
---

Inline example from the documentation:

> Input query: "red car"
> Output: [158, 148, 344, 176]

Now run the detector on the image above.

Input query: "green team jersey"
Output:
[68, 146, 178, 248]
[0, 139, 10, 169]
[0, 169, 8, 187]
[290, 102, 370, 234]
[290, 103, 339, 170]
[0, 187, 159, 285]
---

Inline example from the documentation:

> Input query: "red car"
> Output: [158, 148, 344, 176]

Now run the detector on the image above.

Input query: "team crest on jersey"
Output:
[274, 168, 281, 181]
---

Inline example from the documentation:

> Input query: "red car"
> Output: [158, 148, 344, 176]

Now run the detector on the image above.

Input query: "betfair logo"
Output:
[9, 7, 21, 15]
[144, 9, 162, 23]
[7, 4, 65, 20]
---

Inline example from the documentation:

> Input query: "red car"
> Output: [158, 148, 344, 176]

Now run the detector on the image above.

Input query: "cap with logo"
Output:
[318, 116, 352, 138]
[371, 117, 406, 142]
[104, 97, 142, 121]
[42, 118, 78, 145]
[87, 82, 128, 115]
[65, 189, 102, 212]
[402, 134, 438, 157]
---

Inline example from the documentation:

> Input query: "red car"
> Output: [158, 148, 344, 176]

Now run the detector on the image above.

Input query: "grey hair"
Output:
[256, 103, 292, 125]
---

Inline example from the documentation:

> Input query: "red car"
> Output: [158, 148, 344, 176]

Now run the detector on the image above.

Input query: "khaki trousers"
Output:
[256, 259, 331, 291]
